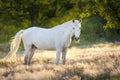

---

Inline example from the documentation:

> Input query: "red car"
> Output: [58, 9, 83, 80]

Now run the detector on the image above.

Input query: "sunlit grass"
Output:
[0, 43, 120, 80]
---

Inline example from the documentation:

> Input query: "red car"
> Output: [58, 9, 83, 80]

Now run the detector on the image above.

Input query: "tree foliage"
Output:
[74, 0, 120, 29]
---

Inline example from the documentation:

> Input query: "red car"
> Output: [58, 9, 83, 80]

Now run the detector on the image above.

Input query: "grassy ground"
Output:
[0, 43, 120, 80]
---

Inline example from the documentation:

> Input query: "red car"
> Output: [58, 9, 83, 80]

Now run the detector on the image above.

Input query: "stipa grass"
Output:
[0, 44, 120, 80]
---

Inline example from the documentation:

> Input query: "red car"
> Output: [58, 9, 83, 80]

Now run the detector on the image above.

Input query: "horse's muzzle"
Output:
[75, 37, 79, 41]
[74, 37, 80, 43]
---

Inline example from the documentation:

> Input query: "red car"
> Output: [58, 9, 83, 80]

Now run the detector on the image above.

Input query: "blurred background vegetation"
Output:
[0, 0, 120, 52]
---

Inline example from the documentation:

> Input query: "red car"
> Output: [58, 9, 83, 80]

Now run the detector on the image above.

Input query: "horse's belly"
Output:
[37, 45, 55, 50]
[38, 46, 55, 50]
[34, 42, 56, 50]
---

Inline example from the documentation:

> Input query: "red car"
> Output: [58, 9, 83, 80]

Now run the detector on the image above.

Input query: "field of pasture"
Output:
[0, 43, 120, 80]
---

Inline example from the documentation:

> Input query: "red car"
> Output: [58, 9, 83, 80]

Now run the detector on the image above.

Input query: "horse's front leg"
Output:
[55, 48, 62, 65]
[62, 49, 67, 64]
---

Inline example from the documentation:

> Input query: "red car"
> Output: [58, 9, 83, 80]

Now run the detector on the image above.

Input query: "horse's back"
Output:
[23, 27, 50, 37]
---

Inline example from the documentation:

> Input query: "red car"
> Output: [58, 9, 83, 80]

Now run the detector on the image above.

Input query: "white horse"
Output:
[6, 20, 81, 65]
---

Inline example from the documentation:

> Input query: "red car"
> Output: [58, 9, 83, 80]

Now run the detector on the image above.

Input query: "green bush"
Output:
[104, 28, 120, 42]
[80, 15, 120, 45]
[80, 15, 106, 44]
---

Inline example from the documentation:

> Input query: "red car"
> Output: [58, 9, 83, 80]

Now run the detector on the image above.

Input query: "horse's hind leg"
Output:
[29, 45, 36, 64]
[24, 49, 31, 65]
[23, 43, 31, 65]
[24, 45, 36, 65]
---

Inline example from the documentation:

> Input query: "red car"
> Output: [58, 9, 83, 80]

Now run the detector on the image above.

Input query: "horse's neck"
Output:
[51, 20, 73, 37]
[61, 22, 74, 39]
[61, 21, 73, 30]
[61, 21, 72, 27]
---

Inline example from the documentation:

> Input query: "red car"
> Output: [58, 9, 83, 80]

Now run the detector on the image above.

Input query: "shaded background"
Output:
[0, 0, 120, 52]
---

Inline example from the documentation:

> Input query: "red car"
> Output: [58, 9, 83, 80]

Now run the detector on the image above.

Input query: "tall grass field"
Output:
[0, 43, 120, 80]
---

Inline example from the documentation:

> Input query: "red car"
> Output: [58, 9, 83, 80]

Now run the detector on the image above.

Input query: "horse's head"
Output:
[72, 19, 81, 41]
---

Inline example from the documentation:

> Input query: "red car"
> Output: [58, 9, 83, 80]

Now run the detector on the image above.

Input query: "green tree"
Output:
[78, 0, 120, 29]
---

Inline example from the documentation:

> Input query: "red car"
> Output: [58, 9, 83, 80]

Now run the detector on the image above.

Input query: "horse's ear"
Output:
[73, 20, 75, 23]
[79, 19, 82, 23]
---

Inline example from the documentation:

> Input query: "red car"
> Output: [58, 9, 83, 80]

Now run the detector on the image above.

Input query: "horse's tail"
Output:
[5, 30, 25, 59]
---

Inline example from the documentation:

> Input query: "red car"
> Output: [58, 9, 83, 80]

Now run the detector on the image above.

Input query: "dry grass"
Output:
[0, 43, 120, 80]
